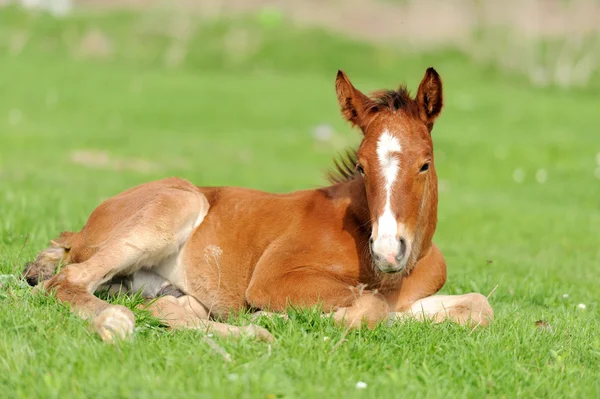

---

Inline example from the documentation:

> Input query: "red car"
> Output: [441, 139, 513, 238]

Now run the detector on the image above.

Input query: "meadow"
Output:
[0, 6, 599, 398]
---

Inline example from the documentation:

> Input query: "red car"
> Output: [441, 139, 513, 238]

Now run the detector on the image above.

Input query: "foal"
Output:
[24, 68, 493, 341]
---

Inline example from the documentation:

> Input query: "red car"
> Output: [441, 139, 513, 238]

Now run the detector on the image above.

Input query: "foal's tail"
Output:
[23, 231, 76, 286]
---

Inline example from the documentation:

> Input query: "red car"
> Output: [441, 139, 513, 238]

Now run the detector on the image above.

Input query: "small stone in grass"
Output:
[356, 381, 367, 389]
[577, 303, 586, 310]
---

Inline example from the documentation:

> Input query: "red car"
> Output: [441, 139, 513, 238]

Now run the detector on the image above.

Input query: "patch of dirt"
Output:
[76, 27, 114, 59]
[11, 0, 598, 86]
[70, 149, 158, 173]
[72, 0, 600, 48]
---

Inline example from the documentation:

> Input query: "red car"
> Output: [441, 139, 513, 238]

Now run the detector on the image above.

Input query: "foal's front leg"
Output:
[390, 293, 494, 327]
[247, 266, 391, 329]
[386, 244, 494, 327]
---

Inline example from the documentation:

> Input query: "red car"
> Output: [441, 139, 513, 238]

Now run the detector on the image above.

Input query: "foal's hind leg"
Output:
[42, 187, 208, 342]
[144, 295, 274, 342]
[23, 233, 74, 286]
[44, 237, 172, 341]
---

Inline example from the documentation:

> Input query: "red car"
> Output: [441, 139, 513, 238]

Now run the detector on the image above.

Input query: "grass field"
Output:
[1, 7, 599, 398]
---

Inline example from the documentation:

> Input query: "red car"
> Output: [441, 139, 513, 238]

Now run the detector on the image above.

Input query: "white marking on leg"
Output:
[373, 130, 401, 262]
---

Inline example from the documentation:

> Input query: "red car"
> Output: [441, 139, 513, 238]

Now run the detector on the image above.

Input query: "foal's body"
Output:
[25, 69, 493, 341]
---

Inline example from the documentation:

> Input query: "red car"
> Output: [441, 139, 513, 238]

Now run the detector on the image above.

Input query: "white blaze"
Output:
[373, 130, 401, 263]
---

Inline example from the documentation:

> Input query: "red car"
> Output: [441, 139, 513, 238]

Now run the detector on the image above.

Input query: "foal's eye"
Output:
[419, 163, 430, 173]
[356, 164, 365, 175]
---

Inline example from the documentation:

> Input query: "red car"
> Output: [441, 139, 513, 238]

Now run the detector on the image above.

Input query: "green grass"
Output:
[1, 7, 599, 399]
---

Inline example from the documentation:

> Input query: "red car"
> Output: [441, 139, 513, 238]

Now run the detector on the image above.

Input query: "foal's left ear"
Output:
[416, 67, 443, 132]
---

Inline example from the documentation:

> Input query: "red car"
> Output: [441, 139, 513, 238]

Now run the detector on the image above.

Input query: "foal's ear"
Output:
[416, 67, 443, 132]
[335, 70, 375, 132]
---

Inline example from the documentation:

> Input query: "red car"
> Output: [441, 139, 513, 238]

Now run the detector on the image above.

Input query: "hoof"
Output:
[332, 294, 390, 329]
[93, 305, 135, 342]
[242, 324, 275, 342]
[465, 293, 494, 327]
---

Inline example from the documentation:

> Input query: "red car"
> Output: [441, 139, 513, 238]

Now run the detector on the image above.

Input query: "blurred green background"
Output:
[0, 1, 599, 398]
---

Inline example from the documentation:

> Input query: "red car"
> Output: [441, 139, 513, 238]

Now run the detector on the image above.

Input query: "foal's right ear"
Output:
[335, 70, 375, 132]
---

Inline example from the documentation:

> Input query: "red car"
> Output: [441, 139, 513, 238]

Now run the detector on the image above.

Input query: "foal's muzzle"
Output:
[369, 236, 409, 273]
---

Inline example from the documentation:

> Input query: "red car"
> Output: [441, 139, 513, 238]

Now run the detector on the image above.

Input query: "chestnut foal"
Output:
[24, 68, 493, 342]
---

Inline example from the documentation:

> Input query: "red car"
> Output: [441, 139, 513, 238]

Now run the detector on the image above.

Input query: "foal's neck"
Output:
[323, 177, 371, 231]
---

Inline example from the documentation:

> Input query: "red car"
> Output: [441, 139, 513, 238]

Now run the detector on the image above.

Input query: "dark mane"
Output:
[327, 148, 359, 184]
[326, 86, 417, 184]
[370, 85, 418, 116]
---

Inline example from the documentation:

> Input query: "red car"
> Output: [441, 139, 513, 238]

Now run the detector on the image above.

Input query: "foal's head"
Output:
[335, 68, 443, 273]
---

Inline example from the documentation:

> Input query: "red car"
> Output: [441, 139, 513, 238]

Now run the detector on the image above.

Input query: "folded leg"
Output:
[389, 293, 493, 326]
[145, 295, 274, 341]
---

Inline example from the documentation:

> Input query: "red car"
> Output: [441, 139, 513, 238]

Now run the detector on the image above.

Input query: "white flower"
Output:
[313, 124, 334, 142]
[577, 303, 586, 310]
[562, 294, 569, 298]
[355, 381, 367, 389]
[535, 169, 548, 183]
[46, 89, 59, 106]
[9, 109, 22, 126]
[323, 336, 330, 342]
[512, 168, 525, 183]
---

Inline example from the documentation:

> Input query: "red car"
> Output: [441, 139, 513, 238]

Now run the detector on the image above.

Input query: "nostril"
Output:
[369, 237, 374, 247]
[25, 276, 38, 287]
[396, 238, 406, 261]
